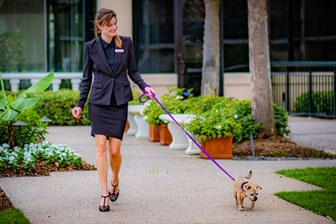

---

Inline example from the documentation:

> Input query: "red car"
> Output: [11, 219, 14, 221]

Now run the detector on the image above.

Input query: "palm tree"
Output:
[201, 0, 220, 96]
[248, 0, 275, 137]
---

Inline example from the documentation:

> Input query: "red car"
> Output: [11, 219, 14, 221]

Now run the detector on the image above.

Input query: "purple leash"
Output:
[139, 89, 235, 181]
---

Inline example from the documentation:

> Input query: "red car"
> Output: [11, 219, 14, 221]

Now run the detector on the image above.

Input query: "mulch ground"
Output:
[233, 136, 335, 159]
[0, 160, 96, 178]
[0, 187, 13, 212]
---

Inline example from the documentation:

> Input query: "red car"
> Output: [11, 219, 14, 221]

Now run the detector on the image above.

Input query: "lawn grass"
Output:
[0, 208, 31, 224]
[275, 166, 336, 221]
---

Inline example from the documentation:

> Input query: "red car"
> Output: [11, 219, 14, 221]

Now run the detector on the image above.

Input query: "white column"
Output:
[30, 79, 40, 86]
[9, 79, 20, 92]
[52, 79, 62, 92]
[134, 114, 149, 138]
[185, 136, 201, 155]
[126, 112, 138, 135]
[71, 79, 81, 91]
[167, 122, 189, 150]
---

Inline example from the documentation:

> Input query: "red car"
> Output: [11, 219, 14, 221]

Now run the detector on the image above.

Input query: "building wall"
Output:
[98, 0, 133, 37]
[224, 73, 251, 100]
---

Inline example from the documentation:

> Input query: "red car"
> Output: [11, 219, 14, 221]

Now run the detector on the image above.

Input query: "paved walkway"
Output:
[0, 117, 336, 224]
[288, 116, 336, 155]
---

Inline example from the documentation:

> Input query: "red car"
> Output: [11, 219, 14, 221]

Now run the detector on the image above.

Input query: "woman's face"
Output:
[98, 16, 118, 38]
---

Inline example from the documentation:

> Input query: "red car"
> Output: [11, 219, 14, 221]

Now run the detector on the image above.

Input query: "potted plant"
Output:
[143, 99, 163, 142]
[186, 105, 242, 159]
[143, 88, 185, 144]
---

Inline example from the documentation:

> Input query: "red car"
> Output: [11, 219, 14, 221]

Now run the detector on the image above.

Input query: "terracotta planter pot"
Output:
[159, 124, 172, 145]
[149, 124, 160, 142]
[200, 136, 233, 159]
[124, 121, 130, 132]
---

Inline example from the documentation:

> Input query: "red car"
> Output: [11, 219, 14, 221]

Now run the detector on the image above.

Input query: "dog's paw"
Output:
[239, 207, 244, 211]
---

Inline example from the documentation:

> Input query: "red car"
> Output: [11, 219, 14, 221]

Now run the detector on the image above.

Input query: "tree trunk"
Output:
[248, 0, 275, 138]
[8, 122, 15, 148]
[201, 0, 220, 96]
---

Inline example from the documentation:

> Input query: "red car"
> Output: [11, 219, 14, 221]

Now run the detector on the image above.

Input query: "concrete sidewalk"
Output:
[288, 116, 336, 155]
[0, 123, 335, 224]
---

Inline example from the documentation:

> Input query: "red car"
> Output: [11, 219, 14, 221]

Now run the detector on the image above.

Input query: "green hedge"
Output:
[184, 97, 288, 142]
[4, 89, 145, 127]
[143, 88, 188, 127]
[32, 90, 90, 126]
[143, 90, 289, 142]
[294, 91, 334, 115]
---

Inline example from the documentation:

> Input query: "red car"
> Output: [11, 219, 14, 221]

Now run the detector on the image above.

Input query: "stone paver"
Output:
[1, 124, 335, 224]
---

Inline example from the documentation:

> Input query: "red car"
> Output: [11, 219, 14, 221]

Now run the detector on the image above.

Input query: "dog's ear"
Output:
[245, 171, 252, 179]
[257, 185, 262, 190]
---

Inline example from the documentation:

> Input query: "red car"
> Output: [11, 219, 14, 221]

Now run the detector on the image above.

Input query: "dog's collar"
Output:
[241, 181, 248, 191]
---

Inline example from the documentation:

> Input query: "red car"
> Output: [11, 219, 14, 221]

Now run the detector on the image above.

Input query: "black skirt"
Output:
[88, 103, 128, 140]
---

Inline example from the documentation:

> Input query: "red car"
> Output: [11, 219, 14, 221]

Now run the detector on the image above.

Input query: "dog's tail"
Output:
[245, 170, 252, 179]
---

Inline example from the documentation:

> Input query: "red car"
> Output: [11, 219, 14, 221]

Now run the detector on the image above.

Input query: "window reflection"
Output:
[0, 0, 44, 72]
[133, 0, 174, 73]
[47, 0, 83, 72]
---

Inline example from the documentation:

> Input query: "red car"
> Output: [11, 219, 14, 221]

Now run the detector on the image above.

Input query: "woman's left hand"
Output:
[144, 86, 155, 98]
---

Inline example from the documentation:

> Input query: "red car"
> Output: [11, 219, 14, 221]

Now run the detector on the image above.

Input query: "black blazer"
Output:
[76, 36, 147, 108]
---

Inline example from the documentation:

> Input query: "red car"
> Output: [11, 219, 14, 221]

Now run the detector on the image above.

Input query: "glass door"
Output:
[47, 0, 84, 72]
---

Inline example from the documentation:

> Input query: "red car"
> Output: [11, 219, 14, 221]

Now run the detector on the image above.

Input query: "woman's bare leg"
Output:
[108, 137, 122, 194]
[95, 134, 109, 206]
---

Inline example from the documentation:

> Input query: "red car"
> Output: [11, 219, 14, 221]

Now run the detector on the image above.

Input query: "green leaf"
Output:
[19, 72, 54, 98]
[0, 98, 9, 109]
[0, 108, 19, 121]
[11, 98, 39, 111]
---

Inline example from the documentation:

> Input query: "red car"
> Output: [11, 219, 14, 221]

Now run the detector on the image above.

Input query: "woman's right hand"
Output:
[72, 107, 82, 118]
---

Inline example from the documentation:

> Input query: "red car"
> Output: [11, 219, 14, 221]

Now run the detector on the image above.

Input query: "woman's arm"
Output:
[127, 37, 147, 90]
[76, 43, 93, 109]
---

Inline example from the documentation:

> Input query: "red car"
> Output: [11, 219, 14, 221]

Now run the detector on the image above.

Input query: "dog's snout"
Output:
[254, 197, 257, 201]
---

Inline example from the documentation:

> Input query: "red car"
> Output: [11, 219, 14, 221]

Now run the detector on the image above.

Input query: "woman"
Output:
[72, 8, 154, 212]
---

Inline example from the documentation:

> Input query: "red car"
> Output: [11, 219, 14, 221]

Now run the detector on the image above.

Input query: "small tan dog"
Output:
[233, 171, 262, 211]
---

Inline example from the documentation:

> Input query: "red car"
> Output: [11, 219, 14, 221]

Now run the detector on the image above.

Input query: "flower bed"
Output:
[0, 141, 95, 177]
[232, 136, 335, 159]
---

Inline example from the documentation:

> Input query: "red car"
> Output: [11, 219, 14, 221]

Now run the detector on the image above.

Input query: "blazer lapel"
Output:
[95, 37, 113, 75]
[112, 47, 122, 75]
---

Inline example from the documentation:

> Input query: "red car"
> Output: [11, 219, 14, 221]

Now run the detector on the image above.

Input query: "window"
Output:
[222, 0, 249, 72]
[183, 0, 204, 96]
[269, 0, 336, 61]
[0, 0, 96, 73]
[0, 0, 45, 72]
[132, 0, 174, 73]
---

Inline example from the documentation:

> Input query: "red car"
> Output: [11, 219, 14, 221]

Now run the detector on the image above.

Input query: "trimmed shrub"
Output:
[32, 89, 90, 126]
[294, 91, 334, 115]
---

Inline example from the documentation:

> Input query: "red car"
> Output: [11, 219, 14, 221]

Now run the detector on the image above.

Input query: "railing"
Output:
[271, 61, 336, 118]
[1, 73, 82, 91]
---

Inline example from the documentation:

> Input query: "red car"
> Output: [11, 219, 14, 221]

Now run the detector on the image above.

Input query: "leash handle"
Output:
[139, 92, 150, 103]
[139, 85, 154, 103]
[139, 90, 235, 181]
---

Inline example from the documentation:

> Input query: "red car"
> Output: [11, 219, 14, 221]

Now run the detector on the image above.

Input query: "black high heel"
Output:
[99, 195, 110, 212]
[109, 181, 119, 202]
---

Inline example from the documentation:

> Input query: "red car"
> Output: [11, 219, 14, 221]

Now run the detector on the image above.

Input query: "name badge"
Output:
[115, 49, 124, 53]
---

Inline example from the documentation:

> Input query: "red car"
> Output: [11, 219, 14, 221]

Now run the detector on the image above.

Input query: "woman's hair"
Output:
[94, 8, 122, 48]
